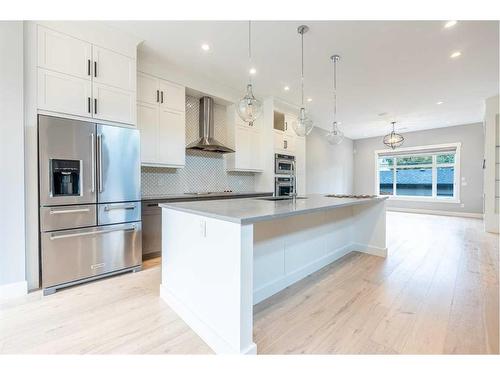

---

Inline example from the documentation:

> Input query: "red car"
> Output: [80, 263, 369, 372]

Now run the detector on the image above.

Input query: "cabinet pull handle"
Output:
[87, 59, 91, 76]
[94, 61, 97, 77]
[285, 122, 287, 131]
[160, 91, 164, 103]
[94, 98, 97, 114]
[284, 140, 288, 149]
[88, 97, 91, 113]
[156, 90, 159, 103]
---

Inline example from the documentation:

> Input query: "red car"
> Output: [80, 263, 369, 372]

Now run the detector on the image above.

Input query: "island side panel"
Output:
[350, 199, 387, 256]
[253, 206, 355, 304]
[160, 208, 256, 354]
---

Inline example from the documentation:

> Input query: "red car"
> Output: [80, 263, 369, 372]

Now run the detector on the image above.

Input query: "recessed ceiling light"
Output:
[307, 98, 312, 102]
[436, 101, 444, 105]
[283, 86, 290, 91]
[201, 43, 210, 51]
[444, 20, 457, 29]
[450, 51, 462, 59]
[249, 67, 257, 75]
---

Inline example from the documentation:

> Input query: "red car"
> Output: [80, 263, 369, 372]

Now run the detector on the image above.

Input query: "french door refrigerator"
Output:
[38, 115, 142, 295]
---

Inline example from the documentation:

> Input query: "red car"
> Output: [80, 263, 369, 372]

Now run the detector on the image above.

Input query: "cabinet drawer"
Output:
[41, 222, 142, 288]
[40, 204, 96, 232]
[98, 202, 141, 225]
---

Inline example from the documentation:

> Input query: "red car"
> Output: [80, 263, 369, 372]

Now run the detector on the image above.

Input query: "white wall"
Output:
[0, 21, 27, 297]
[306, 127, 354, 194]
[353, 123, 485, 215]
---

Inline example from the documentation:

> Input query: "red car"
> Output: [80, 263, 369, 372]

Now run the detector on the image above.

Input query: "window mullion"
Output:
[393, 157, 397, 196]
[432, 155, 437, 197]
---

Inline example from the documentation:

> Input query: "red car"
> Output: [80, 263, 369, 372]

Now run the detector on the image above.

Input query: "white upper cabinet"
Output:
[38, 68, 92, 117]
[284, 113, 297, 137]
[93, 83, 136, 124]
[137, 102, 158, 164]
[158, 108, 186, 167]
[92, 46, 136, 91]
[137, 72, 159, 105]
[274, 130, 295, 154]
[138, 72, 185, 112]
[36, 25, 136, 126]
[37, 25, 92, 80]
[137, 72, 186, 168]
[225, 105, 263, 172]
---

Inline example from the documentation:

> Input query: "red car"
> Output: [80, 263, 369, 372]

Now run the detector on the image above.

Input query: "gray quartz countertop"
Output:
[159, 194, 389, 224]
[141, 191, 272, 202]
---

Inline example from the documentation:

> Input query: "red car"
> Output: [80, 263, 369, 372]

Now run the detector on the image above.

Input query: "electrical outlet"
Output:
[460, 203, 465, 208]
[199, 220, 207, 237]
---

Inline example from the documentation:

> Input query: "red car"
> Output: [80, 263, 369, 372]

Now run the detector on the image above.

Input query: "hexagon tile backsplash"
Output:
[141, 96, 256, 197]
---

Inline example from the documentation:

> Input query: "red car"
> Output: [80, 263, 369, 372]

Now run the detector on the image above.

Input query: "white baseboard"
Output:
[387, 207, 483, 219]
[160, 284, 257, 355]
[253, 244, 353, 304]
[351, 243, 388, 257]
[0, 280, 27, 299]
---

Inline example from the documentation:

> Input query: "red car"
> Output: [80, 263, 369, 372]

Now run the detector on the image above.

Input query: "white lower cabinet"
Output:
[137, 103, 186, 168]
[93, 83, 136, 124]
[38, 68, 92, 117]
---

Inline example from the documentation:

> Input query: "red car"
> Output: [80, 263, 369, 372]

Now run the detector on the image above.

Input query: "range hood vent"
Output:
[186, 96, 235, 154]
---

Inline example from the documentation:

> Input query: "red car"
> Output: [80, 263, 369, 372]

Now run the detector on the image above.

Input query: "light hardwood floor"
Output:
[0, 212, 498, 354]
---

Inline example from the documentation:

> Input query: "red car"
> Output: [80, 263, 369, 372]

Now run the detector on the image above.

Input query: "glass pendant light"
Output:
[326, 54, 345, 145]
[237, 21, 262, 125]
[383, 121, 405, 149]
[293, 25, 314, 137]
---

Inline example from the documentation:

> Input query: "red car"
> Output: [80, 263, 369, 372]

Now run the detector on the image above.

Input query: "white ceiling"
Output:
[109, 21, 499, 139]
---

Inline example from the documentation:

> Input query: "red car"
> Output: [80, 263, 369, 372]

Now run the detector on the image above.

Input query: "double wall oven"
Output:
[275, 153, 296, 197]
[38, 115, 142, 295]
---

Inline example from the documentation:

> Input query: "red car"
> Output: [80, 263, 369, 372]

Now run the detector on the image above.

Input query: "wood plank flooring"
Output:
[0, 212, 498, 354]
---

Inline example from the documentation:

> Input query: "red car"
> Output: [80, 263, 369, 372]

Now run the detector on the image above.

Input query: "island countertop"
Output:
[159, 194, 388, 224]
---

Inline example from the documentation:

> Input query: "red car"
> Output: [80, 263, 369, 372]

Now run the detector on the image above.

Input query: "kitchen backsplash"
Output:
[141, 95, 256, 196]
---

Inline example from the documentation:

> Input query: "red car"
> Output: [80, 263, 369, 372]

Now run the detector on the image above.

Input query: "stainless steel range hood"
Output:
[186, 96, 235, 154]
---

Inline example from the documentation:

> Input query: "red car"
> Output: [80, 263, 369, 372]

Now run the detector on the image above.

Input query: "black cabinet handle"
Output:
[94, 61, 97, 77]
[94, 98, 97, 114]
[285, 122, 288, 131]
[160, 91, 164, 103]
[156, 90, 159, 103]
[284, 140, 288, 149]
[88, 97, 91, 113]
[87, 59, 91, 76]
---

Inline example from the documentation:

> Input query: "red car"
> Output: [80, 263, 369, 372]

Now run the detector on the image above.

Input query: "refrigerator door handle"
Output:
[97, 133, 103, 193]
[91, 132, 95, 193]
[49, 224, 137, 240]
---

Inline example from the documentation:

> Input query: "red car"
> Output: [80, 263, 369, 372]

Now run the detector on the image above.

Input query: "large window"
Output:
[376, 144, 459, 201]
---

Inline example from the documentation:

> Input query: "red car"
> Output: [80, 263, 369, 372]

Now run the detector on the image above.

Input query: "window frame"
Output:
[374, 143, 461, 203]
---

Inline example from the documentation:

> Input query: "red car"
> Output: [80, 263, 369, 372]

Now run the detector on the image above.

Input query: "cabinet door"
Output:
[92, 46, 135, 91]
[234, 126, 251, 170]
[93, 83, 136, 125]
[283, 134, 295, 152]
[284, 113, 297, 136]
[38, 68, 92, 117]
[137, 102, 159, 164]
[37, 25, 92, 80]
[159, 80, 185, 112]
[274, 130, 284, 152]
[158, 109, 186, 167]
[249, 130, 262, 170]
[137, 72, 160, 105]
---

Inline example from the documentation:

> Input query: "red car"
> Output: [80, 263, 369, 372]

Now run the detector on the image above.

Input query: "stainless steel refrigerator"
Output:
[38, 115, 142, 295]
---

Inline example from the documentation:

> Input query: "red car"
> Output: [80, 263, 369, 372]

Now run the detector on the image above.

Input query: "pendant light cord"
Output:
[301, 30, 304, 107]
[333, 58, 337, 125]
[248, 20, 252, 84]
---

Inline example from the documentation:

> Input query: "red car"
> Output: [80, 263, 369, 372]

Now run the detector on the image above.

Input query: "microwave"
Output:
[275, 153, 295, 175]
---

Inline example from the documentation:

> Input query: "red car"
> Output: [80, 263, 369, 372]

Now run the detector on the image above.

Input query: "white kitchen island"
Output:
[159, 195, 388, 354]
